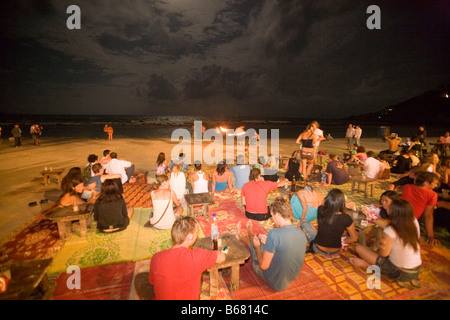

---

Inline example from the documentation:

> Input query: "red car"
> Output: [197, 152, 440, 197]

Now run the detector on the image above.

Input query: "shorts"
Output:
[301, 150, 314, 160]
[245, 208, 271, 221]
[376, 256, 420, 281]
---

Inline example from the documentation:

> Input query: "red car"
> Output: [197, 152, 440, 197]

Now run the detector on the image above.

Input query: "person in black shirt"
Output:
[299, 189, 358, 256]
[94, 179, 134, 233]
[390, 149, 412, 174]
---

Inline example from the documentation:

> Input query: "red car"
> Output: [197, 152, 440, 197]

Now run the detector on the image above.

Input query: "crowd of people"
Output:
[13, 120, 449, 300]
[134, 121, 449, 299]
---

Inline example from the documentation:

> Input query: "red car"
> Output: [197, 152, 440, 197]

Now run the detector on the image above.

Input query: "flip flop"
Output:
[28, 202, 37, 207]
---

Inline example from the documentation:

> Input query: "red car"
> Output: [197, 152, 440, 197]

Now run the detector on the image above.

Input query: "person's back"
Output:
[149, 246, 217, 299]
[169, 171, 186, 198]
[262, 225, 306, 291]
[192, 171, 209, 193]
[363, 153, 384, 179]
[149, 216, 223, 300]
[325, 159, 349, 185]
[384, 220, 421, 269]
[230, 164, 250, 189]
[150, 189, 176, 230]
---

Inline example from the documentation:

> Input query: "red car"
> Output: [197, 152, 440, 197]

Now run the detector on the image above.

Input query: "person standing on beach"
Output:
[30, 123, 43, 146]
[11, 124, 22, 147]
[310, 121, 325, 165]
[354, 125, 362, 147]
[345, 124, 355, 150]
[104, 125, 114, 140]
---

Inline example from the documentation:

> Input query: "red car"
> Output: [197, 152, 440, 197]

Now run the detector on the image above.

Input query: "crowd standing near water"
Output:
[6, 120, 450, 300]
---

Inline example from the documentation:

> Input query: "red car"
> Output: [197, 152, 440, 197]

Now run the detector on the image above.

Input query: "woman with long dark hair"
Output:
[299, 189, 358, 256]
[94, 179, 134, 233]
[155, 152, 167, 179]
[212, 162, 232, 192]
[350, 199, 422, 287]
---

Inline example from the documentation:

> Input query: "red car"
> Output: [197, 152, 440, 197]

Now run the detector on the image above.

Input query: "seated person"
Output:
[236, 197, 307, 291]
[299, 189, 358, 256]
[148, 216, 226, 300]
[167, 153, 189, 172]
[82, 154, 99, 181]
[94, 179, 134, 233]
[86, 163, 123, 194]
[58, 178, 93, 207]
[105, 152, 135, 184]
[283, 151, 301, 182]
[363, 151, 385, 179]
[190, 162, 209, 194]
[241, 168, 288, 221]
[349, 146, 367, 164]
[324, 154, 349, 186]
[290, 185, 323, 222]
[390, 149, 412, 174]
[362, 190, 400, 229]
[350, 199, 421, 288]
[382, 133, 402, 154]
[168, 163, 187, 207]
[230, 155, 251, 189]
[155, 152, 168, 179]
[146, 175, 183, 230]
[259, 154, 279, 182]
[60, 167, 83, 192]
[401, 171, 439, 246]
[212, 162, 233, 192]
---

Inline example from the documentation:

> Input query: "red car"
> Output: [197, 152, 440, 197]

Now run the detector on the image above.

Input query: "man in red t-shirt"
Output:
[241, 167, 288, 221]
[401, 171, 439, 246]
[148, 216, 226, 300]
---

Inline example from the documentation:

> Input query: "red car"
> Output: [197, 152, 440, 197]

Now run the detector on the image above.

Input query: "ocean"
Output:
[0, 114, 447, 140]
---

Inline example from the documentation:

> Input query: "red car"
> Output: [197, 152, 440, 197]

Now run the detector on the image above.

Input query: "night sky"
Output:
[0, 0, 448, 118]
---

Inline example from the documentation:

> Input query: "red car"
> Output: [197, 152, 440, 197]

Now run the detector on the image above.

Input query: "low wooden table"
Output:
[0, 259, 52, 300]
[351, 177, 378, 198]
[194, 234, 250, 297]
[48, 204, 93, 239]
[184, 192, 215, 223]
[348, 210, 382, 245]
[41, 169, 64, 186]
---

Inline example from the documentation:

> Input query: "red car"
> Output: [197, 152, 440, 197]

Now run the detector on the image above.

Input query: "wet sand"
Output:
[0, 135, 437, 243]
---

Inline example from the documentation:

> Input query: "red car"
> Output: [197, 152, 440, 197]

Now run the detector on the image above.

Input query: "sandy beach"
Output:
[0, 134, 438, 244]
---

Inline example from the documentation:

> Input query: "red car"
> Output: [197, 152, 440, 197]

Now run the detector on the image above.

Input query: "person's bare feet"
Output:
[246, 220, 254, 239]
[234, 221, 241, 241]
[349, 257, 370, 267]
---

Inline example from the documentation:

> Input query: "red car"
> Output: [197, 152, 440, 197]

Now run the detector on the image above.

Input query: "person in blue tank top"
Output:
[290, 185, 323, 222]
[212, 162, 233, 192]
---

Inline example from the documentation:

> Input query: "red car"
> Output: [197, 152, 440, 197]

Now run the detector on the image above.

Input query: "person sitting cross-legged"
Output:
[236, 197, 307, 291]
[349, 199, 422, 288]
[147, 216, 226, 300]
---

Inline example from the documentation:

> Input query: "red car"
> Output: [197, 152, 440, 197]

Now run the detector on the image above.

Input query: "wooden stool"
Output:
[184, 193, 215, 223]
[41, 169, 64, 187]
[48, 204, 93, 239]
[351, 177, 378, 198]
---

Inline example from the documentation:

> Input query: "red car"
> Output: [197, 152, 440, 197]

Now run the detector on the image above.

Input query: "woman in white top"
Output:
[190, 162, 209, 194]
[169, 163, 187, 207]
[350, 199, 422, 287]
[147, 175, 182, 230]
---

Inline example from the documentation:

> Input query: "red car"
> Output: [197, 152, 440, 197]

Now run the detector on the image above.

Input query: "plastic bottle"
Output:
[321, 173, 326, 184]
[211, 214, 219, 250]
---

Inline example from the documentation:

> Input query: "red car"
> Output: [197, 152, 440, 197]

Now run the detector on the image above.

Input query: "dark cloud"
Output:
[0, 0, 448, 117]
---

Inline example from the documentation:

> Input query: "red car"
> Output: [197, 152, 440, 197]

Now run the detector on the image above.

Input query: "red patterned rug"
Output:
[52, 260, 136, 300]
